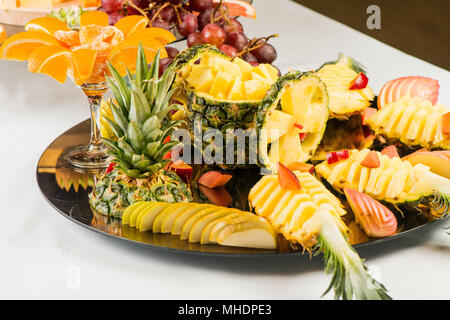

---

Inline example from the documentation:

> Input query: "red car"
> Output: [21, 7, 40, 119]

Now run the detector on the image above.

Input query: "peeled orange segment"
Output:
[114, 15, 148, 39]
[71, 48, 97, 85]
[79, 25, 106, 44]
[0, 31, 60, 61]
[102, 26, 124, 46]
[0, 24, 6, 44]
[80, 10, 109, 27]
[73, 40, 112, 56]
[25, 17, 70, 35]
[213, 0, 257, 19]
[109, 39, 167, 76]
[27, 45, 71, 83]
[127, 28, 176, 45]
[54, 30, 81, 48]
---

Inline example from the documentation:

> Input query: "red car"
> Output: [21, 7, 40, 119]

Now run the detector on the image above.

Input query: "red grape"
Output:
[187, 32, 204, 47]
[201, 23, 226, 47]
[108, 11, 124, 25]
[198, 7, 214, 30]
[177, 13, 198, 37]
[131, 0, 148, 9]
[150, 18, 170, 30]
[159, 58, 174, 76]
[165, 47, 180, 59]
[223, 18, 243, 34]
[219, 44, 238, 57]
[101, 0, 123, 13]
[198, 5, 229, 29]
[226, 31, 248, 52]
[159, 6, 176, 23]
[251, 42, 277, 64]
[189, 0, 213, 12]
[242, 52, 258, 63]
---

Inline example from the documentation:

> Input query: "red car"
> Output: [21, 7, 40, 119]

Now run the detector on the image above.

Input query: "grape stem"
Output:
[238, 33, 279, 57]
[124, 1, 150, 23]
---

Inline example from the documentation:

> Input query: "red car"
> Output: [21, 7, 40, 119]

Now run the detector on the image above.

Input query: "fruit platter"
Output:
[2, 0, 449, 300]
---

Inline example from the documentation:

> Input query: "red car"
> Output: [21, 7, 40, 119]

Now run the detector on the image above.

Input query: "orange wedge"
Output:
[213, 0, 257, 19]
[80, 10, 109, 27]
[109, 38, 167, 75]
[127, 28, 176, 45]
[80, 0, 100, 7]
[72, 48, 97, 85]
[0, 31, 60, 61]
[54, 30, 81, 48]
[0, 24, 6, 45]
[27, 45, 71, 83]
[25, 17, 70, 35]
[114, 15, 148, 39]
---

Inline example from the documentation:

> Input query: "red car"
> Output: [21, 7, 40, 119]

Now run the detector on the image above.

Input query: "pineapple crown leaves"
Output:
[430, 192, 450, 219]
[314, 231, 392, 300]
[103, 44, 185, 179]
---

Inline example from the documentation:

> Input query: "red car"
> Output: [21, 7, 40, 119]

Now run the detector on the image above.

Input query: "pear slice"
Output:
[188, 209, 233, 243]
[201, 211, 249, 245]
[161, 203, 196, 233]
[138, 203, 171, 232]
[153, 202, 187, 233]
[214, 217, 277, 249]
[130, 202, 156, 228]
[122, 202, 146, 225]
[180, 206, 218, 240]
[209, 212, 261, 243]
[171, 204, 214, 235]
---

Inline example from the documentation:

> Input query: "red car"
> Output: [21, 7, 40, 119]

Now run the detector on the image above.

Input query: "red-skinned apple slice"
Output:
[277, 162, 301, 190]
[441, 112, 450, 135]
[170, 159, 193, 182]
[381, 145, 399, 159]
[361, 150, 380, 168]
[199, 185, 233, 207]
[378, 76, 440, 109]
[403, 149, 450, 179]
[287, 161, 314, 174]
[344, 188, 397, 238]
[198, 171, 232, 188]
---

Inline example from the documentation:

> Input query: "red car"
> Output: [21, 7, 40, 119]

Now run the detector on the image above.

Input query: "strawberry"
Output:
[361, 150, 380, 168]
[277, 162, 301, 190]
[344, 188, 397, 237]
[198, 171, 232, 188]
[381, 145, 399, 159]
[378, 76, 439, 109]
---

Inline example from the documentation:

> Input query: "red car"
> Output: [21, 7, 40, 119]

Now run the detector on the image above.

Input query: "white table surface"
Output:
[0, 0, 449, 300]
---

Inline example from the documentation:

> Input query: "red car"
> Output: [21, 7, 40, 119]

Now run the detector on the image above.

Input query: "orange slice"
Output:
[0, 24, 6, 45]
[213, 0, 257, 19]
[80, 10, 109, 27]
[0, 31, 60, 61]
[25, 17, 70, 35]
[127, 27, 176, 45]
[54, 30, 81, 48]
[72, 48, 97, 85]
[109, 38, 168, 76]
[114, 15, 148, 39]
[27, 45, 71, 83]
[80, 0, 100, 7]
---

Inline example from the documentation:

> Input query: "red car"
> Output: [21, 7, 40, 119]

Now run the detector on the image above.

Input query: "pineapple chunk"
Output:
[243, 79, 269, 100]
[215, 60, 242, 78]
[252, 64, 279, 82]
[186, 65, 215, 92]
[269, 130, 304, 166]
[263, 110, 294, 143]
[209, 72, 235, 98]
[227, 78, 245, 101]
[233, 57, 253, 81]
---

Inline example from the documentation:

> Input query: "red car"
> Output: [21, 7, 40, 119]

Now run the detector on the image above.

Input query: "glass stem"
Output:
[88, 94, 104, 152]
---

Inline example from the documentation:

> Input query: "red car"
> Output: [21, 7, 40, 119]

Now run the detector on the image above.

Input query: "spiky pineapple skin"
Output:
[89, 169, 192, 218]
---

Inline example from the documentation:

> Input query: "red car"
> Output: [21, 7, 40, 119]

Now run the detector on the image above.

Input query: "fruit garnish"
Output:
[0, 24, 6, 45]
[171, 160, 193, 183]
[287, 162, 314, 174]
[349, 72, 368, 90]
[114, 15, 148, 39]
[71, 48, 98, 85]
[361, 107, 377, 125]
[294, 123, 303, 130]
[198, 171, 232, 188]
[24, 17, 70, 35]
[378, 76, 440, 109]
[0, 31, 59, 61]
[277, 162, 301, 190]
[326, 152, 339, 164]
[336, 150, 349, 160]
[212, 0, 257, 19]
[299, 132, 307, 141]
[54, 30, 81, 48]
[441, 112, 450, 134]
[199, 185, 233, 207]
[80, 10, 110, 27]
[344, 188, 397, 237]
[381, 145, 399, 159]
[402, 149, 450, 179]
[27, 45, 71, 83]
[105, 162, 117, 174]
[361, 150, 380, 168]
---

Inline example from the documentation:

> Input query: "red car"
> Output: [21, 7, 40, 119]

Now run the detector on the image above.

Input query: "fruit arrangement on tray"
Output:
[1, 1, 449, 300]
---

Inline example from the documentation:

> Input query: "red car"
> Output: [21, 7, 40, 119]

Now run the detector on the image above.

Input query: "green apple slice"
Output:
[136, 202, 161, 228]
[122, 202, 146, 225]
[138, 203, 171, 232]
[189, 209, 233, 243]
[161, 203, 196, 233]
[180, 207, 219, 240]
[172, 204, 214, 235]
[215, 220, 278, 249]
[208, 212, 261, 244]
[201, 211, 245, 244]
[130, 202, 156, 227]
[153, 202, 187, 233]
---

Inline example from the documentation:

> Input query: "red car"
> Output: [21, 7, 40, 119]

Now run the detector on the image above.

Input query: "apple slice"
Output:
[361, 107, 377, 125]
[344, 188, 397, 237]
[130, 202, 156, 228]
[171, 159, 193, 182]
[349, 72, 369, 90]
[278, 162, 301, 190]
[138, 202, 170, 232]
[172, 204, 215, 235]
[153, 202, 186, 233]
[121, 202, 146, 225]
[403, 149, 450, 179]
[441, 112, 450, 135]
[189, 209, 233, 243]
[207, 212, 260, 244]
[287, 161, 314, 174]
[199, 185, 233, 207]
[180, 206, 218, 240]
[381, 145, 399, 159]
[198, 171, 233, 188]
[161, 203, 196, 233]
[361, 150, 380, 168]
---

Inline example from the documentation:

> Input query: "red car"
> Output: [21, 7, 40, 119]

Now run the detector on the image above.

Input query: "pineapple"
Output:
[316, 54, 375, 119]
[256, 72, 329, 173]
[89, 47, 192, 218]
[315, 149, 450, 217]
[367, 95, 450, 150]
[249, 172, 391, 300]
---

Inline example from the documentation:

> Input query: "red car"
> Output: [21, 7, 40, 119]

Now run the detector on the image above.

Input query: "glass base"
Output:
[65, 145, 111, 172]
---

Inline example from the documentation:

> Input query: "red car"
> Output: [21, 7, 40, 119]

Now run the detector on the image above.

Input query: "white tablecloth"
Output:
[0, 0, 449, 299]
